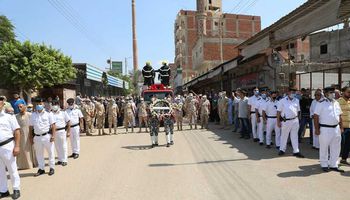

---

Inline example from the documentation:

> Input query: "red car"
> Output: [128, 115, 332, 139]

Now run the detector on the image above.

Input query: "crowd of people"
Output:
[1, 85, 350, 199]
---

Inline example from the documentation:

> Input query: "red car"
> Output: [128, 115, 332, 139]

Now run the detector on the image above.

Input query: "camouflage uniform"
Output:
[107, 100, 119, 134]
[149, 113, 160, 147]
[163, 113, 174, 147]
[137, 100, 148, 133]
[173, 100, 183, 131]
[82, 100, 95, 135]
[123, 100, 135, 133]
[95, 100, 106, 135]
[187, 95, 199, 129]
[200, 97, 211, 129]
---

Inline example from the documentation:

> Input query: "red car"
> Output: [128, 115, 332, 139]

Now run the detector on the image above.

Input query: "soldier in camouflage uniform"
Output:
[173, 95, 184, 131]
[200, 95, 211, 129]
[187, 93, 199, 130]
[82, 99, 95, 136]
[162, 112, 175, 147]
[137, 98, 148, 133]
[149, 111, 160, 148]
[95, 98, 106, 135]
[123, 97, 135, 133]
[107, 98, 119, 135]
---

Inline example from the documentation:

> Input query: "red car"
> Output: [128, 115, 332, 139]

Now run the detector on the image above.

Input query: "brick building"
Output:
[174, 0, 261, 85]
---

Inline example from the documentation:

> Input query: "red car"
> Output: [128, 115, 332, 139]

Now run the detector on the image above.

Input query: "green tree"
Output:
[0, 41, 76, 100]
[0, 15, 16, 46]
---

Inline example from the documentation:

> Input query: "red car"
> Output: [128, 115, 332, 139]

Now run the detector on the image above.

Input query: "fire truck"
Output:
[141, 84, 174, 104]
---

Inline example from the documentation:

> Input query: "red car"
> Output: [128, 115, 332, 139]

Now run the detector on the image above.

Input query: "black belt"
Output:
[267, 116, 277, 118]
[71, 123, 79, 127]
[250, 112, 256, 114]
[320, 123, 339, 128]
[282, 117, 297, 122]
[35, 132, 49, 137]
[56, 127, 66, 131]
[0, 137, 14, 147]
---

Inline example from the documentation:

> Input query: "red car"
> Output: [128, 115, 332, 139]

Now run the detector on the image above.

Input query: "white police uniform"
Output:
[0, 111, 20, 193]
[310, 99, 322, 148]
[263, 99, 280, 146]
[52, 110, 70, 163]
[277, 97, 300, 153]
[256, 98, 268, 143]
[29, 111, 56, 170]
[314, 99, 342, 168]
[248, 95, 261, 139]
[65, 107, 83, 156]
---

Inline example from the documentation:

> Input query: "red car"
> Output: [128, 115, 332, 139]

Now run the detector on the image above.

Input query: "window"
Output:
[286, 43, 295, 49]
[320, 44, 328, 54]
[209, 0, 212, 4]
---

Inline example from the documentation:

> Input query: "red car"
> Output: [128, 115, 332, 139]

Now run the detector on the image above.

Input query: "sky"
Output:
[0, 0, 307, 73]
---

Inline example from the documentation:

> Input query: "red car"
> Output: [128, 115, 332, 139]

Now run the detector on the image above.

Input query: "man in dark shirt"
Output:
[298, 88, 313, 144]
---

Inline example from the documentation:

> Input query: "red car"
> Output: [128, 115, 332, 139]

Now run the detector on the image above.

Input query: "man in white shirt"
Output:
[52, 101, 71, 166]
[314, 87, 344, 172]
[248, 87, 261, 142]
[262, 91, 280, 149]
[309, 89, 323, 149]
[65, 98, 84, 159]
[277, 88, 304, 158]
[29, 98, 56, 176]
[0, 96, 21, 199]
[255, 90, 269, 145]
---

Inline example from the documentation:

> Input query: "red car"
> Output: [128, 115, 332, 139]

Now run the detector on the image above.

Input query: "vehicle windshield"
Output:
[143, 91, 173, 102]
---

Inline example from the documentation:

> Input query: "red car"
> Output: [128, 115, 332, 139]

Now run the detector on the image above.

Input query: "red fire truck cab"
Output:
[142, 84, 174, 103]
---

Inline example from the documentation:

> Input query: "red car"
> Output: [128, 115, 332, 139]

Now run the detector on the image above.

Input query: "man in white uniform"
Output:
[255, 90, 269, 145]
[277, 88, 304, 158]
[248, 87, 261, 142]
[310, 89, 323, 150]
[314, 87, 344, 172]
[0, 96, 21, 199]
[262, 91, 280, 149]
[52, 101, 71, 166]
[29, 98, 56, 176]
[65, 98, 84, 159]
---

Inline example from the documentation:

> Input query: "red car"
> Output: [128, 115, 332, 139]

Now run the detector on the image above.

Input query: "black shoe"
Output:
[56, 161, 62, 165]
[62, 162, 67, 166]
[259, 142, 264, 146]
[330, 167, 345, 173]
[155, 143, 159, 146]
[12, 190, 20, 199]
[276, 146, 280, 150]
[151, 144, 155, 148]
[69, 153, 76, 158]
[266, 145, 271, 149]
[73, 154, 79, 159]
[271, 142, 274, 145]
[166, 143, 170, 147]
[340, 160, 350, 166]
[34, 169, 45, 177]
[293, 153, 305, 158]
[0, 191, 9, 198]
[278, 151, 285, 156]
[322, 167, 329, 172]
[48, 168, 55, 176]
[253, 138, 259, 142]
[170, 141, 174, 145]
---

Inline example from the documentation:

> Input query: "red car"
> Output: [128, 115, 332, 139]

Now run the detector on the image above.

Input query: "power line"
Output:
[46, 0, 111, 55]
[228, 0, 244, 14]
[236, 0, 254, 14]
[240, 0, 259, 14]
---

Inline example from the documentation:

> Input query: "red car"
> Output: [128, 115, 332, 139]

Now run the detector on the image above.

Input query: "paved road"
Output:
[7, 124, 350, 200]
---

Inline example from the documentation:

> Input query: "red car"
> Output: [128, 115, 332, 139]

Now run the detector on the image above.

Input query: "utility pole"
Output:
[132, 0, 139, 94]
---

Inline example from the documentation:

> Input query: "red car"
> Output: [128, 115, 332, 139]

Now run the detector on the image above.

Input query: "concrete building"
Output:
[310, 27, 350, 62]
[174, 0, 261, 85]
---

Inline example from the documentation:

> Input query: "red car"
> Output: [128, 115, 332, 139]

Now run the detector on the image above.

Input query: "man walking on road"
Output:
[248, 87, 261, 142]
[0, 96, 21, 199]
[29, 98, 56, 176]
[314, 87, 344, 172]
[65, 98, 83, 159]
[277, 88, 304, 158]
[262, 91, 280, 149]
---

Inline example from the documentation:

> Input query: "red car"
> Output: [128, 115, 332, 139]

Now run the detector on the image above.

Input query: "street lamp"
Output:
[125, 57, 132, 75]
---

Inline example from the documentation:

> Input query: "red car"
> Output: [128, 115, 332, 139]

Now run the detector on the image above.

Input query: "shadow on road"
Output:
[148, 158, 248, 168]
[122, 144, 167, 150]
[277, 164, 325, 177]
[208, 123, 319, 161]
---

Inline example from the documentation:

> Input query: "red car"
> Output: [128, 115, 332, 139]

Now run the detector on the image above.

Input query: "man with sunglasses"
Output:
[0, 96, 21, 199]
[65, 98, 83, 159]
